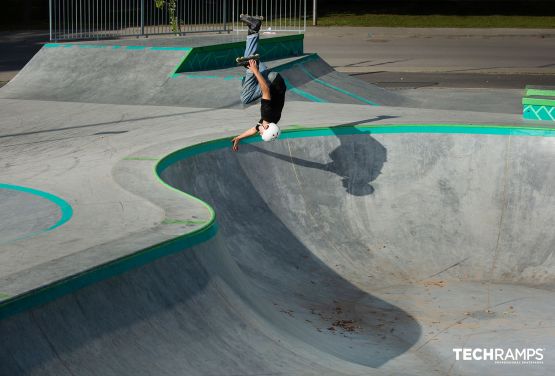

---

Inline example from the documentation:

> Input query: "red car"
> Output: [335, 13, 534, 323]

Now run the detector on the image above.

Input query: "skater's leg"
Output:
[240, 33, 269, 104]
[240, 64, 270, 104]
[241, 70, 262, 104]
[244, 33, 259, 58]
[243, 33, 268, 71]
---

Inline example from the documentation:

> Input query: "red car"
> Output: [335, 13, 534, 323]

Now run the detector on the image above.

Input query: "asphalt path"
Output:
[304, 27, 555, 89]
[353, 71, 555, 89]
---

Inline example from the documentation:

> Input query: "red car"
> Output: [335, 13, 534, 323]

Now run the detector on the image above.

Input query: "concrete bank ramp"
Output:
[0, 41, 407, 108]
[1, 127, 554, 375]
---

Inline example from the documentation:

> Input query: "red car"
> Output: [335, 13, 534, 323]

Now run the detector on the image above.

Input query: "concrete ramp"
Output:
[1, 126, 554, 375]
[0, 38, 408, 108]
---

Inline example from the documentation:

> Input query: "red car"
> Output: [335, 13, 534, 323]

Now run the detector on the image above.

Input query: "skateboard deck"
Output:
[236, 54, 260, 65]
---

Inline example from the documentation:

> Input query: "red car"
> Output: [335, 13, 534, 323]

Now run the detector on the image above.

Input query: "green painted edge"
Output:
[271, 53, 319, 73]
[272, 53, 375, 106]
[526, 89, 555, 97]
[156, 123, 555, 175]
[162, 218, 207, 225]
[0, 293, 11, 301]
[43, 43, 191, 52]
[4, 123, 555, 321]
[173, 34, 304, 73]
[286, 82, 328, 103]
[169, 49, 193, 76]
[522, 98, 555, 107]
[0, 222, 218, 320]
[297, 64, 379, 106]
[0, 183, 73, 232]
[149, 47, 192, 51]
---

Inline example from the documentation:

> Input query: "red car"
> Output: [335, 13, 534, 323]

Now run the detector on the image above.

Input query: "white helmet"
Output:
[261, 122, 281, 142]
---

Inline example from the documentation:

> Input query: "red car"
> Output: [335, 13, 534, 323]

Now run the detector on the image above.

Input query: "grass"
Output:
[316, 14, 555, 28]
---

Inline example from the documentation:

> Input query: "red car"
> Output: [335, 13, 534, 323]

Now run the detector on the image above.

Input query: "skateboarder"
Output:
[231, 14, 287, 152]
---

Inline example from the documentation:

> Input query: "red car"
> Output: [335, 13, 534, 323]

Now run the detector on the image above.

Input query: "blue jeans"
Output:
[240, 33, 269, 104]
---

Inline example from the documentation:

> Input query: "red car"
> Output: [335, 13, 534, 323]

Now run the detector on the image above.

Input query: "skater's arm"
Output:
[249, 60, 270, 100]
[231, 127, 257, 151]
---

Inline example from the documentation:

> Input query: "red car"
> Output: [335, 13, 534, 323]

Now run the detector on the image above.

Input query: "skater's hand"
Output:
[248, 59, 258, 73]
[231, 137, 240, 152]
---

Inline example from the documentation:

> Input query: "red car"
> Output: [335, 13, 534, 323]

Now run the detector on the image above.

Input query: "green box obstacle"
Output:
[174, 34, 304, 73]
[523, 85, 555, 122]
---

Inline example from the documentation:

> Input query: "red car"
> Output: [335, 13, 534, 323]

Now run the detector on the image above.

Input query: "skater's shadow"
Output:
[245, 115, 395, 196]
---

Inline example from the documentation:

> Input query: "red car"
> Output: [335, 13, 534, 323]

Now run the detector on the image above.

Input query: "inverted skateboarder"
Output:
[231, 14, 287, 151]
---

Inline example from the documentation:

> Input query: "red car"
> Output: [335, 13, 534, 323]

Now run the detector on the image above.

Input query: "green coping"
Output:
[156, 124, 555, 174]
[522, 97, 555, 107]
[4, 123, 555, 321]
[0, 222, 218, 320]
[526, 88, 555, 97]
[0, 293, 11, 301]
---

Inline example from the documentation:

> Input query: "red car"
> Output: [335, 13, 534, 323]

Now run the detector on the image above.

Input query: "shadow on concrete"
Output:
[245, 115, 396, 196]
[0, 104, 239, 140]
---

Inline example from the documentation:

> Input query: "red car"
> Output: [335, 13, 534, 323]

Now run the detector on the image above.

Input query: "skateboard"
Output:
[236, 54, 260, 66]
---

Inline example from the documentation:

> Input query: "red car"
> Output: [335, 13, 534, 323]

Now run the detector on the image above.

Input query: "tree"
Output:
[155, 0, 180, 33]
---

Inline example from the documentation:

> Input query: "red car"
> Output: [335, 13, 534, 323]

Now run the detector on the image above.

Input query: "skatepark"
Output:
[1, 7, 555, 375]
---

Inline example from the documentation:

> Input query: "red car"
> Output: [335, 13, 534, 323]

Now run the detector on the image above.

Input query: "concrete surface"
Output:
[304, 27, 555, 75]
[0, 187, 61, 244]
[0, 26, 554, 376]
[1, 122, 555, 375]
[0, 44, 407, 107]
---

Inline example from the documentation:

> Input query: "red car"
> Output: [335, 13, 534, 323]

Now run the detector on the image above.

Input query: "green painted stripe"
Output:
[44, 43, 77, 48]
[162, 218, 207, 225]
[79, 45, 109, 49]
[523, 98, 555, 106]
[169, 49, 192, 76]
[298, 65, 379, 106]
[272, 53, 319, 73]
[272, 53, 372, 104]
[0, 222, 217, 320]
[0, 293, 10, 301]
[289, 87, 327, 103]
[150, 47, 192, 51]
[44, 43, 191, 52]
[282, 77, 327, 103]
[526, 89, 555, 97]
[0, 183, 73, 232]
